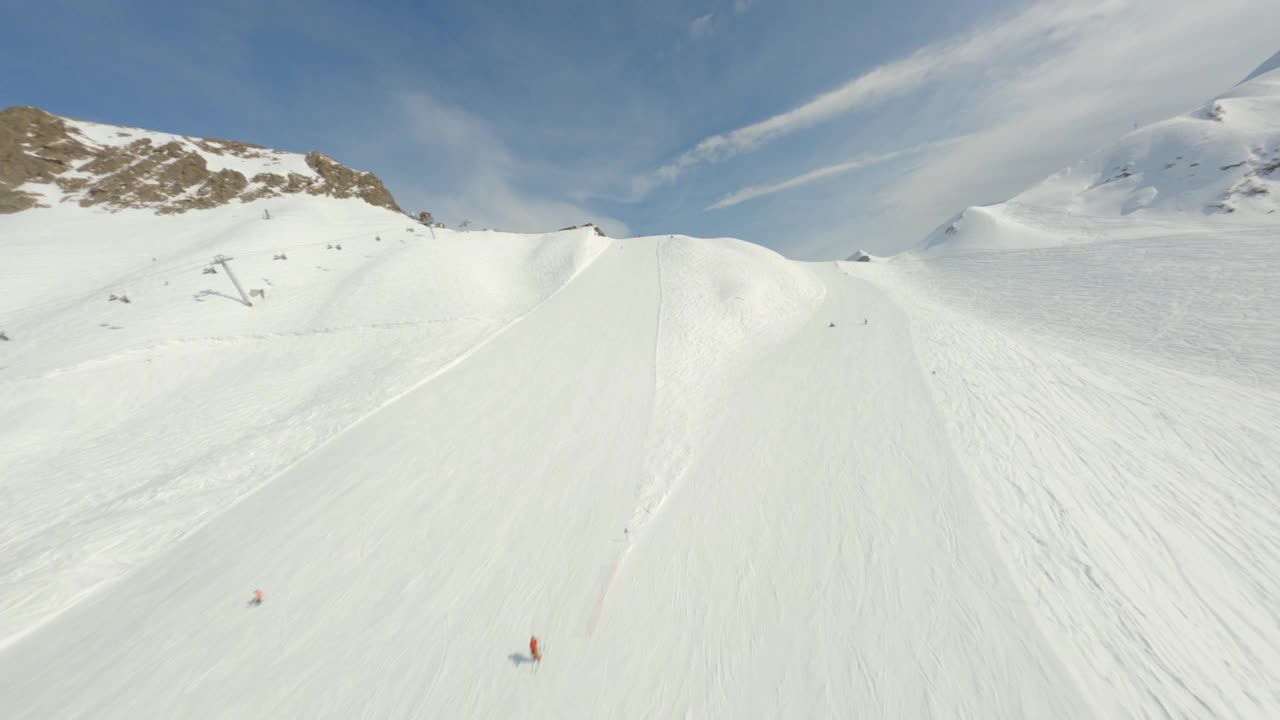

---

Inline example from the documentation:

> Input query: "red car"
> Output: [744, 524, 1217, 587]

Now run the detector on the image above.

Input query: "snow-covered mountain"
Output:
[921, 54, 1280, 255]
[2, 65, 1279, 718]
[0, 106, 401, 214]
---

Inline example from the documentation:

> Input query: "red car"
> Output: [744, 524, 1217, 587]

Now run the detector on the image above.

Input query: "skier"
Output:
[530, 635, 541, 664]
[249, 589, 264, 607]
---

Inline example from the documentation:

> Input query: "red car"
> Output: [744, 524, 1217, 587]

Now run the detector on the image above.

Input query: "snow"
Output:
[65, 118, 315, 179]
[3, 65, 1280, 716]
[920, 60, 1280, 257]
[0, 197, 610, 652]
[855, 227, 1280, 717]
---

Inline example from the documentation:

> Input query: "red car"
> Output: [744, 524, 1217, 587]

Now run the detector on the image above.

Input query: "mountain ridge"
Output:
[0, 106, 402, 215]
[916, 49, 1280, 256]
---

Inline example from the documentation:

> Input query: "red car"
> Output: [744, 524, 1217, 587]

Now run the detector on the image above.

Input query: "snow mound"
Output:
[917, 204, 1091, 257]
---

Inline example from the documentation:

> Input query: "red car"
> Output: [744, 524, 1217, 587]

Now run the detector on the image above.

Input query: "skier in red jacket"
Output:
[530, 636, 541, 664]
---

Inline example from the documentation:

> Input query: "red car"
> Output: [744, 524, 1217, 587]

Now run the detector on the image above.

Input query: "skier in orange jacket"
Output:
[530, 636, 541, 663]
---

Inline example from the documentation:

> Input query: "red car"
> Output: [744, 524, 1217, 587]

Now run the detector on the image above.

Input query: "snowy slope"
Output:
[3, 193, 1278, 718]
[0, 196, 610, 649]
[4, 73, 1280, 717]
[856, 227, 1280, 717]
[920, 56, 1280, 256]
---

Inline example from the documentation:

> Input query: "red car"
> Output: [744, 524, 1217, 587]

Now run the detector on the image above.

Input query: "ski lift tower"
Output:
[212, 254, 253, 307]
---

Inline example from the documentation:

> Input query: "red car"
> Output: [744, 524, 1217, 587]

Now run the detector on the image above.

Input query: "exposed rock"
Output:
[303, 151, 400, 212]
[0, 105, 403, 215]
[0, 106, 92, 211]
[558, 222, 607, 237]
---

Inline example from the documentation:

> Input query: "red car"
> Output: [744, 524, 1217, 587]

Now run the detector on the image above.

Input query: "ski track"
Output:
[585, 262, 1089, 718]
[0, 236, 661, 717]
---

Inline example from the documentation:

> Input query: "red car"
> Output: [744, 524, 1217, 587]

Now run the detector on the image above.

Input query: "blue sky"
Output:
[6, 0, 1280, 257]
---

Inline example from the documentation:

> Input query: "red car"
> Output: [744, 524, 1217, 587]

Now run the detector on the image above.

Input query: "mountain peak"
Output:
[0, 106, 401, 215]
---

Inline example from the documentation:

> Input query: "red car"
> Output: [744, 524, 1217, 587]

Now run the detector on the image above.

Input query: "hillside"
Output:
[0, 106, 401, 214]
[920, 55, 1280, 256]
[2, 76, 1279, 717]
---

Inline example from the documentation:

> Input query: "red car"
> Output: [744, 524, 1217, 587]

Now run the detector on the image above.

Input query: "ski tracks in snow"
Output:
[861, 239, 1280, 718]
[0, 235, 613, 650]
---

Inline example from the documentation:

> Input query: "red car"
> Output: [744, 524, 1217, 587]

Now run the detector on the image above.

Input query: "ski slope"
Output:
[2, 193, 1278, 718]
[3, 59, 1280, 718]
[863, 226, 1280, 718]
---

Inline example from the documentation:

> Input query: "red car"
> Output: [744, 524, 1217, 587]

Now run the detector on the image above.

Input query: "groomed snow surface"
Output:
[1, 191, 1277, 718]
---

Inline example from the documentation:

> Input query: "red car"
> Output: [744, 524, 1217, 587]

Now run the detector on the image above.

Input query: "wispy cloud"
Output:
[397, 90, 631, 235]
[706, 140, 952, 210]
[733, 0, 752, 14]
[690, 13, 714, 39]
[638, 1, 1127, 195]
[400, 91, 512, 171]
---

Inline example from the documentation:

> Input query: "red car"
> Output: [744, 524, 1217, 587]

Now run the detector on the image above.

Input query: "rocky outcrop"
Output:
[0, 106, 92, 212]
[557, 222, 607, 237]
[301, 151, 400, 211]
[0, 106, 402, 214]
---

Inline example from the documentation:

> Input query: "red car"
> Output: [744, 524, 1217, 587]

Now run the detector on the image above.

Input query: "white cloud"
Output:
[706, 140, 952, 210]
[399, 91, 512, 171]
[427, 174, 632, 236]
[640, 1, 1128, 194]
[398, 91, 631, 236]
[690, 13, 714, 38]
[733, 0, 752, 14]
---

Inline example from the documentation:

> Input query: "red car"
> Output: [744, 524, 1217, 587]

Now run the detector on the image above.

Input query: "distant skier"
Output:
[530, 636, 541, 664]
[249, 589, 264, 607]
[828, 322, 836, 328]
